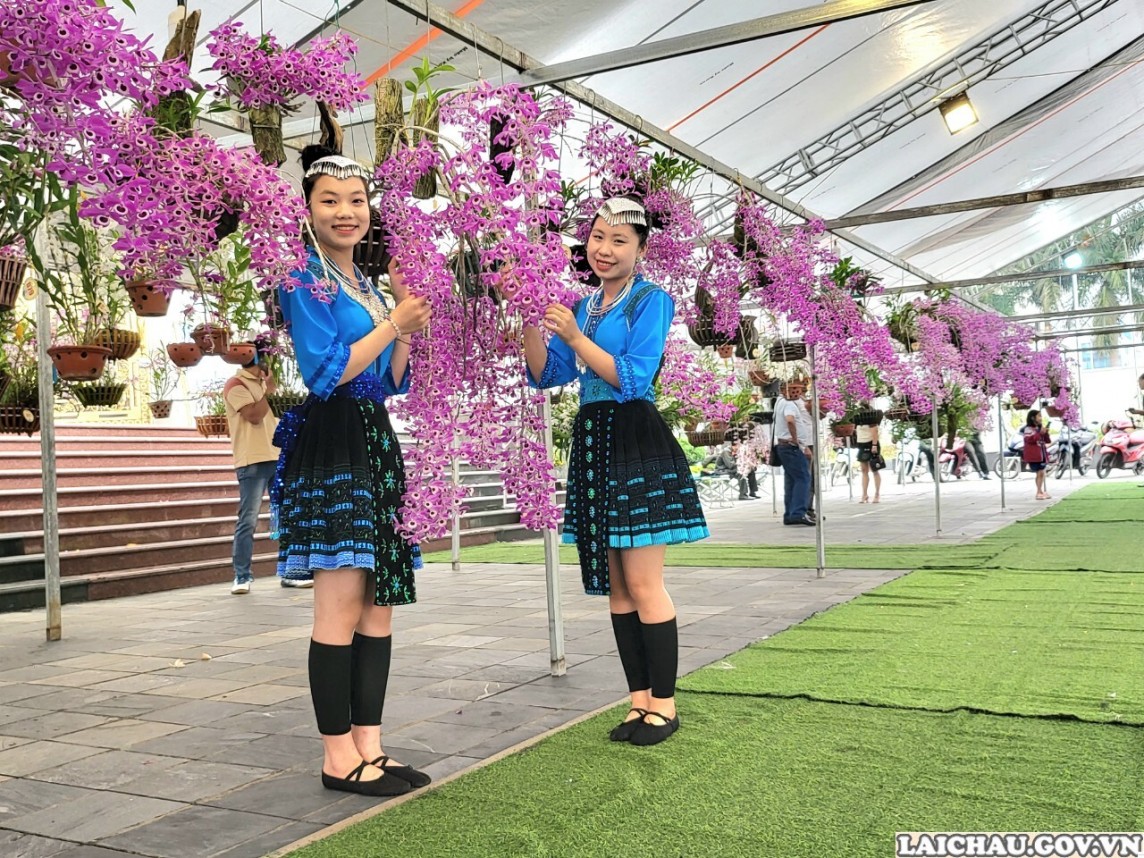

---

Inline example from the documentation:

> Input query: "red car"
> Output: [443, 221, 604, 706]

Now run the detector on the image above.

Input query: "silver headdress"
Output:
[595, 196, 647, 227]
[304, 155, 372, 183]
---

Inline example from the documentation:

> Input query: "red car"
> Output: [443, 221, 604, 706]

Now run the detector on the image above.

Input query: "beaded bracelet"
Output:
[387, 318, 403, 340]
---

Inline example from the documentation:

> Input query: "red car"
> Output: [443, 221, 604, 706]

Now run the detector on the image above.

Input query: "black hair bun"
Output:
[618, 190, 664, 231]
[300, 144, 340, 171]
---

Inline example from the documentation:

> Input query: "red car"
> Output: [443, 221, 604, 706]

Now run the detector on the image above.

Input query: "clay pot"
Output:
[191, 323, 230, 356]
[166, 341, 203, 368]
[0, 249, 27, 311]
[195, 415, 230, 437]
[125, 281, 172, 317]
[148, 400, 173, 419]
[222, 342, 256, 365]
[716, 344, 734, 359]
[747, 369, 770, 387]
[47, 345, 112, 380]
[93, 328, 141, 360]
[831, 422, 856, 438]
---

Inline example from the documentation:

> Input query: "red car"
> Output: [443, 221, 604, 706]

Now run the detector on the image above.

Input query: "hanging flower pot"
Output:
[47, 345, 112, 381]
[125, 280, 172, 317]
[750, 411, 775, 426]
[853, 409, 884, 426]
[0, 405, 39, 436]
[267, 391, 307, 418]
[195, 415, 230, 437]
[410, 96, 440, 199]
[191, 324, 230, 356]
[747, 369, 770, 387]
[249, 103, 285, 167]
[93, 328, 141, 361]
[831, 422, 856, 438]
[688, 315, 757, 351]
[686, 429, 725, 448]
[222, 342, 257, 365]
[768, 341, 807, 363]
[148, 399, 173, 419]
[167, 341, 203, 368]
[355, 209, 391, 282]
[73, 383, 127, 409]
[1045, 404, 1064, 418]
[0, 248, 27, 311]
[884, 405, 911, 421]
[716, 344, 734, 359]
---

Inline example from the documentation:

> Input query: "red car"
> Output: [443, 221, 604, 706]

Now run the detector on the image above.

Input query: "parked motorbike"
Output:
[938, 437, 969, 481]
[993, 437, 1023, 479]
[1095, 416, 1144, 479]
[1053, 422, 1098, 479]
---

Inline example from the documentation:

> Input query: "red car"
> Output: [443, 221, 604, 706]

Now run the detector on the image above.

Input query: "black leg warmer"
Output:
[350, 632, 392, 727]
[610, 611, 650, 693]
[308, 640, 353, 736]
[640, 617, 679, 700]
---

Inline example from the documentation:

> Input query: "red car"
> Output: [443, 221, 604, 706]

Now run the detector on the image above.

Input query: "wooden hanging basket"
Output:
[267, 392, 307, 418]
[195, 415, 230, 437]
[93, 328, 141, 361]
[73, 383, 127, 409]
[750, 411, 774, 426]
[0, 405, 39, 436]
[884, 406, 911, 421]
[0, 249, 26, 311]
[852, 409, 884, 426]
[0, 370, 9, 402]
[687, 315, 757, 350]
[148, 399, 173, 419]
[687, 429, 726, 448]
[768, 341, 807, 363]
[355, 209, 391, 282]
[125, 280, 173, 317]
[831, 422, 857, 438]
[47, 345, 112, 381]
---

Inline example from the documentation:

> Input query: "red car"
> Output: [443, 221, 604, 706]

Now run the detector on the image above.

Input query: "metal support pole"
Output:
[450, 455, 462, 572]
[810, 351, 825, 578]
[35, 283, 61, 641]
[997, 398, 1007, 512]
[932, 400, 942, 536]
[540, 396, 566, 676]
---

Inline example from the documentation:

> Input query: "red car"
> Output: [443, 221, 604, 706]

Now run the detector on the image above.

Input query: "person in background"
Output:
[1129, 373, 1144, 417]
[854, 408, 882, 504]
[702, 438, 757, 501]
[224, 346, 298, 594]
[1022, 409, 1052, 500]
[962, 427, 991, 480]
[773, 379, 813, 526]
[798, 394, 819, 520]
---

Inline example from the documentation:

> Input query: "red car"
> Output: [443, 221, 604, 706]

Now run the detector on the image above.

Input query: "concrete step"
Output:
[0, 497, 259, 533]
[0, 450, 234, 469]
[0, 481, 241, 511]
[4, 514, 269, 555]
[0, 436, 233, 453]
[3, 465, 241, 490]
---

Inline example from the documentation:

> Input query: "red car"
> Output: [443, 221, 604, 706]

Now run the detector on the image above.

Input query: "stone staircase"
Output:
[0, 425, 559, 612]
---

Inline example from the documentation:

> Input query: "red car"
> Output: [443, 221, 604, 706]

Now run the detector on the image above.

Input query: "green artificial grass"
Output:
[290, 696, 1144, 858]
[421, 541, 1000, 569]
[680, 566, 1144, 723]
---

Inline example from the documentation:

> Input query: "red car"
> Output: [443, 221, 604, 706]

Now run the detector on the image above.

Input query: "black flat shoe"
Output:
[371, 755, 432, 789]
[629, 710, 680, 746]
[608, 707, 648, 742]
[322, 760, 411, 796]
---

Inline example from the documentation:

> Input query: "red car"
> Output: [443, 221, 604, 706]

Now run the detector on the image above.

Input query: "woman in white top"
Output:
[855, 418, 882, 504]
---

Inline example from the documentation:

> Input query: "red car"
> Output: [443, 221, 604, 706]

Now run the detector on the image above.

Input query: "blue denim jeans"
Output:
[776, 443, 811, 521]
[233, 460, 277, 582]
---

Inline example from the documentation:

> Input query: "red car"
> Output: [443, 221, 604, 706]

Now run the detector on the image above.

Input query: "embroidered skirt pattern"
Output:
[562, 400, 709, 595]
[271, 374, 419, 606]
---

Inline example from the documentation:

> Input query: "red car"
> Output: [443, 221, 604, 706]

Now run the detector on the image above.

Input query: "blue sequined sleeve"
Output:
[616, 289, 674, 402]
[278, 276, 351, 401]
[527, 335, 578, 389]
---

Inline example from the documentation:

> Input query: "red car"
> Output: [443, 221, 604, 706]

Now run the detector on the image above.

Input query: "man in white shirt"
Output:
[773, 379, 814, 525]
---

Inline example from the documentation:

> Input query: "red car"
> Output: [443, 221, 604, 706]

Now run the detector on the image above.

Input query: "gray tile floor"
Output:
[0, 471, 1099, 857]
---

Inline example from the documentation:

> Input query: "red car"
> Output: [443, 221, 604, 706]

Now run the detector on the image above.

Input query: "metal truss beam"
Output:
[1014, 303, 1144, 323]
[758, 0, 1121, 197]
[1035, 323, 1144, 340]
[383, 0, 938, 285]
[1058, 339, 1144, 354]
[821, 176, 1144, 230]
[510, 0, 933, 87]
[880, 260, 1144, 295]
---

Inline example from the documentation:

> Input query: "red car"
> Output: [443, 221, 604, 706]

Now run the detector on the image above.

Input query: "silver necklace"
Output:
[326, 261, 390, 327]
[585, 274, 634, 317]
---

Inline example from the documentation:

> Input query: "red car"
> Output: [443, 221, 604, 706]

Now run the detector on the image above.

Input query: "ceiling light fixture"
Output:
[938, 92, 978, 135]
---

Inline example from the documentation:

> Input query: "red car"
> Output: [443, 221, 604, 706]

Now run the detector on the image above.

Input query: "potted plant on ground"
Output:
[0, 310, 42, 434]
[194, 380, 229, 437]
[265, 349, 307, 417]
[142, 346, 180, 419]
